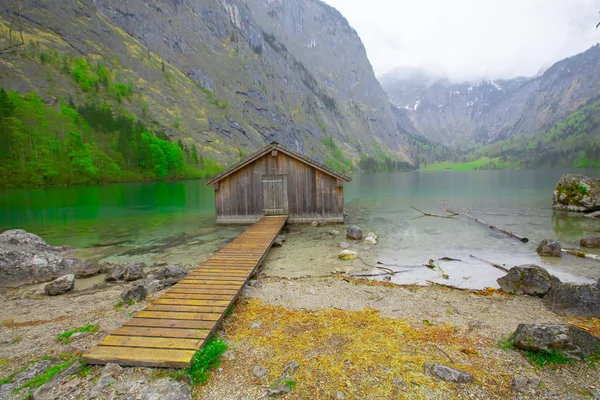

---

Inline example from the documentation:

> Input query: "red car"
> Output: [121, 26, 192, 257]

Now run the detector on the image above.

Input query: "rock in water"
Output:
[346, 226, 363, 240]
[339, 242, 350, 249]
[512, 324, 600, 359]
[140, 378, 192, 400]
[547, 282, 600, 317]
[162, 265, 189, 284]
[536, 239, 562, 257]
[423, 363, 473, 383]
[120, 284, 147, 302]
[496, 264, 552, 296]
[339, 250, 358, 261]
[272, 235, 286, 247]
[123, 262, 146, 281]
[580, 236, 600, 248]
[553, 174, 600, 212]
[364, 233, 377, 245]
[44, 275, 75, 295]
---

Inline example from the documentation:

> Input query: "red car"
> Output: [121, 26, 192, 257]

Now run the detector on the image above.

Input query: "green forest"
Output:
[0, 88, 222, 188]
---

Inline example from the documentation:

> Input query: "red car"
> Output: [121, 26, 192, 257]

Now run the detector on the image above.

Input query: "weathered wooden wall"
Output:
[214, 152, 344, 224]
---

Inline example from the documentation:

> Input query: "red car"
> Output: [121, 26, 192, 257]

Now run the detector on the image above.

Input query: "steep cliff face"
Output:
[381, 45, 600, 147]
[0, 0, 408, 169]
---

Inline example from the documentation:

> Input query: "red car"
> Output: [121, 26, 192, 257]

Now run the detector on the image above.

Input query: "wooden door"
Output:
[262, 174, 288, 215]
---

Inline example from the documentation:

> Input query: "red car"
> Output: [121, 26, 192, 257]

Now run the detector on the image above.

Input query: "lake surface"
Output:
[1, 169, 599, 288]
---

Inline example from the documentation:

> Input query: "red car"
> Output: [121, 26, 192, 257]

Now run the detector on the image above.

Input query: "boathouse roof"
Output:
[205, 141, 352, 185]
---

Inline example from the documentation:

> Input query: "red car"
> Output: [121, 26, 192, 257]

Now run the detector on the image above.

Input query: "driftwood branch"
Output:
[561, 248, 600, 262]
[469, 254, 510, 272]
[444, 207, 529, 243]
[425, 280, 468, 291]
[357, 256, 404, 275]
[410, 206, 457, 219]
[434, 345, 455, 363]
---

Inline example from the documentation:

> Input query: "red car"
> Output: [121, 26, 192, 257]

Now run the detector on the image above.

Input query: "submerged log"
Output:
[561, 248, 600, 262]
[443, 207, 529, 243]
[469, 254, 510, 272]
[410, 206, 457, 219]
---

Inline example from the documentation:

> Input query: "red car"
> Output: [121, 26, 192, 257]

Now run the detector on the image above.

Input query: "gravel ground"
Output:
[0, 226, 598, 399]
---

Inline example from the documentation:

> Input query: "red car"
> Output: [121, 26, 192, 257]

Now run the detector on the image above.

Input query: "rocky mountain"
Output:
[0, 0, 409, 176]
[380, 44, 600, 148]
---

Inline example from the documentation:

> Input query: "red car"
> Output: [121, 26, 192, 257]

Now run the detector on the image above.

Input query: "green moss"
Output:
[56, 323, 98, 344]
[20, 357, 77, 389]
[524, 349, 573, 368]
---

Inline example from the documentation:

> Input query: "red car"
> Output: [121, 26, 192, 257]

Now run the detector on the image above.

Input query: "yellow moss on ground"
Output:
[223, 299, 514, 399]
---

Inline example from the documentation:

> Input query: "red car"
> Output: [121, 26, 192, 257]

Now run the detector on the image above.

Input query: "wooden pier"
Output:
[83, 215, 288, 368]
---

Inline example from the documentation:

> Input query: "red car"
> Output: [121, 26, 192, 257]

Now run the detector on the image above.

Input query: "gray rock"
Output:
[272, 235, 286, 247]
[89, 374, 116, 398]
[76, 263, 100, 278]
[423, 363, 473, 383]
[510, 376, 540, 393]
[0, 229, 78, 287]
[162, 265, 189, 284]
[580, 236, 600, 248]
[547, 282, 600, 317]
[346, 226, 363, 240]
[138, 278, 169, 294]
[512, 324, 600, 359]
[329, 230, 340, 236]
[497, 264, 552, 296]
[536, 239, 562, 257]
[392, 377, 406, 387]
[253, 365, 268, 379]
[0, 383, 17, 399]
[267, 384, 291, 397]
[123, 262, 146, 281]
[70, 331, 89, 340]
[105, 265, 126, 282]
[140, 378, 192, 400]
[553, 174, 600, 212]
[99, 262, 121, 274]
[310, 221, 318, 227]
[32, 360, 82, 400]
[336, 390, 346, 399]
[120, 284, 147, 302]
[593, 389, 600, 400]
[282, 360, 299, 375]
[13, 360, 54, 386]
[339, 242, 350, 249]
[103, 363, 123, 377]
[44, 274, 75, 296]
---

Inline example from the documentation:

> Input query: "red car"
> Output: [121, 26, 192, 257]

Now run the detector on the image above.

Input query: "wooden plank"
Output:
[124, 318, 215, 330]
[162, 293, 235, 301]
[152, 298, 232, 307]
[112, 326, 209, 339]
[174, 283, 241, 290]
[137, 311, 222, 321]
[167, 288, 239, 295]
[83, 346, 195, 368]
[146, 304, 228, 313]
[100, 335, 201, 350]
[182, 275, 247, 281]
[178, 279, 244, 286]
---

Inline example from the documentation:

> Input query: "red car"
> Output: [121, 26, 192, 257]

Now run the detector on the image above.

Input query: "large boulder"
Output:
[553, 174, 600, 212]
[497, 264, 552, 296]
[123, 262, 146, 281]
[580, 236, 600, 248]
[547, 282, 600, 317]
[0, 229, 80, 287]
[536, 239, 562, 257]
[346, 226, 363, 240]
[105, 264, 126, 282]
[44, 275, 75, 295]
[60, 258, 100, 278]
[512, 323, 600, 359]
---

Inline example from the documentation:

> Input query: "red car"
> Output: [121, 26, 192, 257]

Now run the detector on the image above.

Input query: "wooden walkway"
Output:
[83, 215, 288, 368]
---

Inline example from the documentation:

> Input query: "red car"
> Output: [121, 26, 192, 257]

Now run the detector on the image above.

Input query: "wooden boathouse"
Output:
[206, 142, 351, 224]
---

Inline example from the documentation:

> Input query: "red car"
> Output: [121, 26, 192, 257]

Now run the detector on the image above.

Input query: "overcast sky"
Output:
[322, 0, 600, 82]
